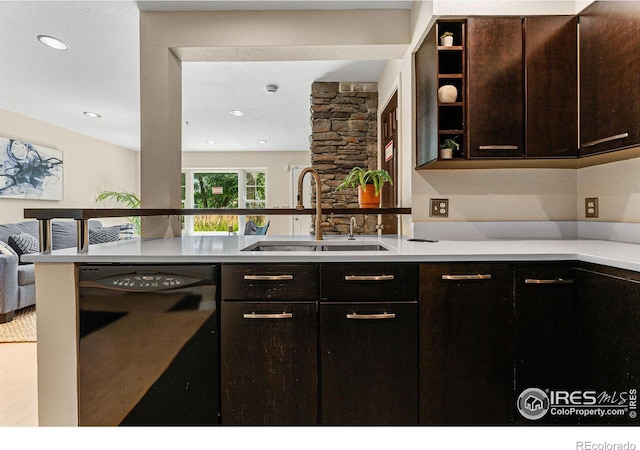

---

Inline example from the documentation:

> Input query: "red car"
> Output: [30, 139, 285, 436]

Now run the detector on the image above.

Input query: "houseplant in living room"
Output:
[335, 166, 393, 208]
[95, 190, 141, 235]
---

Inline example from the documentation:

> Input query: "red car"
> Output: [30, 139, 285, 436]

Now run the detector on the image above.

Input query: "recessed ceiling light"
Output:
[206, 140, 216, 145]
[264, 84, 279, 95]
[257, 140, 268, 144]
[230, 110, 245, 117]
[37, 35, 69, 51]
[83, 111, 101, 118]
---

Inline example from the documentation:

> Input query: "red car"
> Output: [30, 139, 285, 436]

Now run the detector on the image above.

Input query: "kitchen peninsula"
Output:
[24, 217, 640, 426]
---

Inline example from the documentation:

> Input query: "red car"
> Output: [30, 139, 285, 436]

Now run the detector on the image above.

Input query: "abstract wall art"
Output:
[0, 137, 63, 200]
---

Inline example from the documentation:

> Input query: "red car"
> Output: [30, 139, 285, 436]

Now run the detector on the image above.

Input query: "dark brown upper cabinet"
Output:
[524, 16, 578, 158]
[579, 1, 640, 156]
[467, 17, 524, 158]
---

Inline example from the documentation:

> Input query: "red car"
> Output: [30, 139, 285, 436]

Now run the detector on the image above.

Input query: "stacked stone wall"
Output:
[310, 82, 378, 235]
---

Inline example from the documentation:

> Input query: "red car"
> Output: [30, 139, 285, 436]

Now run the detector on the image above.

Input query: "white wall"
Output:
[0, 108, 139, 225]
[577, 157, 640, 222]
[182, 150, 310, 235]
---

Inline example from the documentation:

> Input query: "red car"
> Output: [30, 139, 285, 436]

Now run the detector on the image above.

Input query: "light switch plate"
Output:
[585, 197, 599, 218]
[430, 198, 449, 217]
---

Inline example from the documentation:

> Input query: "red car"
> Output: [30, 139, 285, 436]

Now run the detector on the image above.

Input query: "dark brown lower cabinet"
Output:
[575, 264, 640, 425]
[320, 302, 418, 424]
[221, 301, 318, 425]
[419, 263, 513, 424]
[513, 264, 578, 424]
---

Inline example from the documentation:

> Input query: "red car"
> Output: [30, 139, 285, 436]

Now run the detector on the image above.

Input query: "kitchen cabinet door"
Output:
[579, 1, 640, 156]
[574, 264, 640, 425]
[467, 17, 524, 158]
[419, 263, 513, 424]
[221, 301, 318, 425]
[320, 302, 418, 424]
[524, 16, 578, 158]
[513, 265, 578, 424]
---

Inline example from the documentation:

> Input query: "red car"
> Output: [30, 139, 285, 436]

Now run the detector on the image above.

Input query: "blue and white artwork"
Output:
[0, 137, 63, 200]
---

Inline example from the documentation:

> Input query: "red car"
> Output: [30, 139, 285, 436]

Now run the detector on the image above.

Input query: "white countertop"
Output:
[22, 235, 640, 272]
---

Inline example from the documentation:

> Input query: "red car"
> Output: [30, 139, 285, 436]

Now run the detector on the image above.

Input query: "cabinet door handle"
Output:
[344, 274, 395, 281]
[243, 312, 293, 319]
[582, 132, 629, 148]
[441, 274, 492, 281]
[243, 274, 293, 281]
[525, 278, 574, 284]
[478, 145, 519, 150]
[346, 312, 396, 320]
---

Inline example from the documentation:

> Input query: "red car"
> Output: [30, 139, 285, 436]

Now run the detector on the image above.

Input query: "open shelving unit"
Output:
[435, 20, 466, 160]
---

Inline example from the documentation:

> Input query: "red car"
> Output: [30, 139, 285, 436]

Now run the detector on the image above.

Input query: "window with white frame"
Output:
[182, 169, 267, 234]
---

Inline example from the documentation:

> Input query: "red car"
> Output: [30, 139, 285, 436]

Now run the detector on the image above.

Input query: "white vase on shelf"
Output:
[437, 85, 458, 103]
[440, 35, 454, 46]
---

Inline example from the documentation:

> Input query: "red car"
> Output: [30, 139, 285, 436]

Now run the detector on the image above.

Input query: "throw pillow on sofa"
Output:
[0, 240, 18, 257]
[89, 226, 121, 244]
[8, 233, 39, 263]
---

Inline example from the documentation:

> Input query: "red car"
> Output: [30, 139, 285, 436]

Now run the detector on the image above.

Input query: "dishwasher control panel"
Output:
[93, 273, 200, 291]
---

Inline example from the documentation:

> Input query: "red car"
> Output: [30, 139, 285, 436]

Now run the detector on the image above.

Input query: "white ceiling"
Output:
[0, 1, 413, 152]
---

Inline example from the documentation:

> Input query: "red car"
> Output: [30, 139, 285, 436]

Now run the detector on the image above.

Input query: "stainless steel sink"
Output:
[241, 241, 389, 252]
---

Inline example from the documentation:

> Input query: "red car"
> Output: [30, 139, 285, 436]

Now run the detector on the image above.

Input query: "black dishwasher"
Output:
[78, 264, 220, 426]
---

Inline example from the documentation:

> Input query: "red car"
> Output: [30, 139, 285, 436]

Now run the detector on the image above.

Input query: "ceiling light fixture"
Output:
[264, 84, 279, 95]
[258, 140, 268, 144]
[83, 111, 101, 118]
[206, 140, 216, 145]
[230, 110, 245, 116]
[37, 35, 69, 51]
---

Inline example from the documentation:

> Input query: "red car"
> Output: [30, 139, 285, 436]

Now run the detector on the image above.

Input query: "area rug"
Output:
[0, 306, 36, 343]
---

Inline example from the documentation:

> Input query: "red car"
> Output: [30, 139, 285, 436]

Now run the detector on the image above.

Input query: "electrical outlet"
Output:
[430, 198, 449, 217]
[585, 197, 599, 218]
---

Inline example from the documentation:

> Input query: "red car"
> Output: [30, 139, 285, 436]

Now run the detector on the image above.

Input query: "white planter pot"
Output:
[440, 148, 453, 159]
[440, 35, 454, 46]
[437, 85, 458, 103]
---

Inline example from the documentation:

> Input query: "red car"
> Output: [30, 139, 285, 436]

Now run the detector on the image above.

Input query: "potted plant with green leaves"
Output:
[440, 137, 460, 160]
[335, 167, 393, 208]
[96, 190, 141, 235]
[440, 31, 454, 47]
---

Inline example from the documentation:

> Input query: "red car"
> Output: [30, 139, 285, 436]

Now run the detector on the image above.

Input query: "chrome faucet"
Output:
[296, 167, 331, 240]
[348, 216, 356, 240]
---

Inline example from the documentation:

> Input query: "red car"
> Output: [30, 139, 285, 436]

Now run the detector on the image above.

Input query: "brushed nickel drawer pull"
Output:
[243, 312, 293, 319]
[478, 145, 519, 150]
[442, 274, 492, 281]
[582, 133, 629, 148]
[344, 274, 395, 281]
[243, 274, 294, 281]
[525, 278, 574, 284]
[346, 312, 396, 320]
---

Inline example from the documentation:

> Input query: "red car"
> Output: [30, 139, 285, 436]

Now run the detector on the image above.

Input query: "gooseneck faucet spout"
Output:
[348, 216, 356, 240]
[296, 167, 329, 240]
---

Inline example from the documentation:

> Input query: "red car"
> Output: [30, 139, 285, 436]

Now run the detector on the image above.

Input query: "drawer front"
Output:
[222, 264, 318, 300]
[321, 263, 418, 302]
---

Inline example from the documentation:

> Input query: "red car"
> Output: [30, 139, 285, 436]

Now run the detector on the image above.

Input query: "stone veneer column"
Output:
[310, 82, 378, 235]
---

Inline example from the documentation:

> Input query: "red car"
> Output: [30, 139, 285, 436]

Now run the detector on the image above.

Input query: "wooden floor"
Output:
[0, 342, 38, 426]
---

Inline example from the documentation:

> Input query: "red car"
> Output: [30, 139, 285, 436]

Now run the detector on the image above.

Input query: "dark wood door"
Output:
[513, 265, 578, 424]
[467, 17, 524, 158]
[380, 91, 398, 234]
[320, 302, 418, 424]
[419, 263, 514, 424]
[579, 1, 640, 156]
[221, 301, 318, 425]
[575, 264, 640, 425]
[524, 16, 578, 158]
